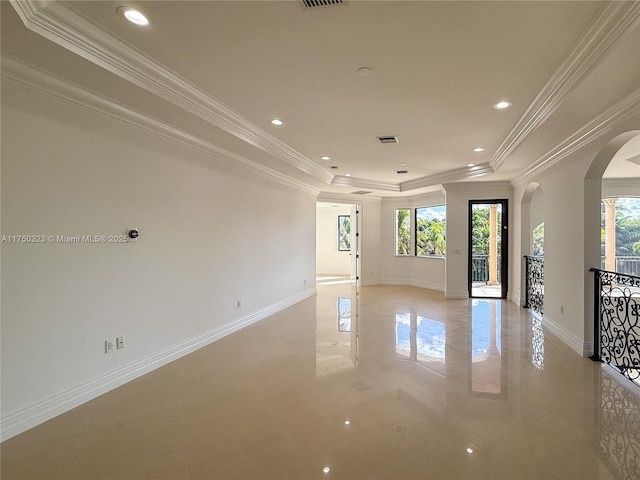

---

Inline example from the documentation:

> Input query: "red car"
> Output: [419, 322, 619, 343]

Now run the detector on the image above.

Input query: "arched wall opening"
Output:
[583, 130, 640, 352]
[520, 182, 543, 306]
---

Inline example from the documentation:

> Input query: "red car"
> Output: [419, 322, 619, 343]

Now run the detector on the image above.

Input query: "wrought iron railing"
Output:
[524, 256, 544, 315]
[600, 256, 640, 277]
[599, 373, 640, 480]
[590, 268, 640, 386]
[471, 255, 501, 283]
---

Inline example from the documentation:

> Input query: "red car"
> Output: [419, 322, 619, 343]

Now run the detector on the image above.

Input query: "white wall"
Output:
[377, 193, 446, 291]
[1, 81, 316, 439]
[512, 121, 640, 356]
[316, 205, 351, 275]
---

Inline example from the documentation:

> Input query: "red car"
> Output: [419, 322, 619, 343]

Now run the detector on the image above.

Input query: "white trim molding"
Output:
[1, 56, 320, 196]
[514, 88, 640, 184]
[331, 175, 400, 192]
[10, 1, 639, 197]
[400, 164, 493, 192]
[374, 278, 445, 292]
[444, 289, 469, 299]
[491, 1, 640, 172]
[8, 0, 333, 185]
[542, 314, 586, 357]
[0, 287, 316, 442]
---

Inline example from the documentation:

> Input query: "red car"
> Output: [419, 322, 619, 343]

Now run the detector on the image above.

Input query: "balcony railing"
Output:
[600, 256, 640, 277]
[589, 268, 640, 386]
[471, 255, 501, 283]
[524, 256, 544, 315]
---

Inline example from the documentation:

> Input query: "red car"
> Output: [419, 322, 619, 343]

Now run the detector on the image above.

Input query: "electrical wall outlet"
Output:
[105, 339, 115, 353]
[116, 336, 125, 350]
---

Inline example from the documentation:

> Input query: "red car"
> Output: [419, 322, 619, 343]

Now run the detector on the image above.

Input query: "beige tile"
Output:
[2, 284, 636, 480]
[0, 433, 84, 480]
[69, 409, 188, 480]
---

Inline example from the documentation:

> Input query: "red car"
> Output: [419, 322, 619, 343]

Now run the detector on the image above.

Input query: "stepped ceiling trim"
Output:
[1, 56, 320, 196]
[399, 163, 494, 192]
[490, 1, 640, 171]
[514, 88, 640, 184]
[8, 1, 640, 196]
[9, 0, 334, 185]
[331, 175, 400, 192]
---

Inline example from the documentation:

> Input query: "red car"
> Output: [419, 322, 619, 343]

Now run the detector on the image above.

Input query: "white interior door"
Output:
[350, 205, 360, 285]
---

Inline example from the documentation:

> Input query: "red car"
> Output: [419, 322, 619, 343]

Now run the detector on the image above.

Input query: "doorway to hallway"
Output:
[468, 200, 508, 299]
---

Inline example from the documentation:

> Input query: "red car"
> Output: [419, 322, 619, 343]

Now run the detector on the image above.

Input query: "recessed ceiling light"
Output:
[345, 173, 352, 177]
[473, 147, 485, 152]
[321, 156, 331, 161]
[344, 420, 351, 425]
[118, 7, 149, 25]
[358, 67, 374, 76]
[323, 466, 331, 474]
[493, 100, 512, 110]
[466, 447, 474, 454]
[467, 163, 475, 167]
[400, 163, 407, 166]
[270, 119, 283, 126]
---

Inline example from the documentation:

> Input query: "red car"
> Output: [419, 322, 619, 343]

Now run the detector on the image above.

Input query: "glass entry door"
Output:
[469, 200, 508, 298]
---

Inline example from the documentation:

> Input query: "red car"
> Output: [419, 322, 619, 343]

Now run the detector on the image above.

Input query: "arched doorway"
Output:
[521, 183, 544, 314]
[583, 130, 640, 355]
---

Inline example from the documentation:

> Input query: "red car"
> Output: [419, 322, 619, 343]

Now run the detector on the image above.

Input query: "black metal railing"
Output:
[600, 256, 640, 277]
[599, 373, 640, 479]
[471, 255, 502, 283]
[590, 268, 640, 385]
[524, 256, 544, 315]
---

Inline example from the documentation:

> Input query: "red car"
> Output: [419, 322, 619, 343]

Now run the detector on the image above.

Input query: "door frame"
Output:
[468, 199, 508, 299]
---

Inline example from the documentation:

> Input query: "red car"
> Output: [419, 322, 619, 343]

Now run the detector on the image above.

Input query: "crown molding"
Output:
[442, 181, 513, 197]
[316, 192, 382, 205]
[8, 0, 639, 197]
[1, 56, 320, 196]
[330, 175, 401, 192]
[491, 1, 640, 171]
[513, 88, 640, 185]
[331, 163, 494, 193]
[399, 163, 493, 192]
[9, 0, 334, 185]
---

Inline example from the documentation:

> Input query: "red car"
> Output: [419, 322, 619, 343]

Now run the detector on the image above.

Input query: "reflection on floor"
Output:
[2, 284, 639, 479]
[471, 282, 503, 298]
[316, 274, 352, 286]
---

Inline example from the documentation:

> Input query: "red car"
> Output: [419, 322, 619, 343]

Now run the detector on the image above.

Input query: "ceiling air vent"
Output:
[352, 191, 372, 195]
[301, 0, 345, 9]
[377, 136, 399, 144]
[396, 170, 408, 174]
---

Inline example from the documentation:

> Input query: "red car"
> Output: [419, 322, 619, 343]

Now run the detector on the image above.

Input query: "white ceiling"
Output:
[2, 1, 639, 196]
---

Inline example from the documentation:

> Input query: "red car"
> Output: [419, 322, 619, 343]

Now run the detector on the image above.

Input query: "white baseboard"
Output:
[445, 289, 469, 299]
[582, 341, 594, 357]
[373, 278, 445, 292]
[542, 314, 585, 356]
[0, 288, 316, 442]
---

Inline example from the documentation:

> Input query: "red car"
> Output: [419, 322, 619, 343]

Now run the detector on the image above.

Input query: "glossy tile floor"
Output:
[2, 282, 639, 479]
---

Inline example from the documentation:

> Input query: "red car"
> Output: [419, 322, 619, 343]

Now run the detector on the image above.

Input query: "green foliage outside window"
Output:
[338, 215, 351, 251]
[396, 208, 411, 256]
[471, 206, 501, 255]
[532, 222, 544, 256]
[601, 198, 640, 255]
[416, 206, 446, 257]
